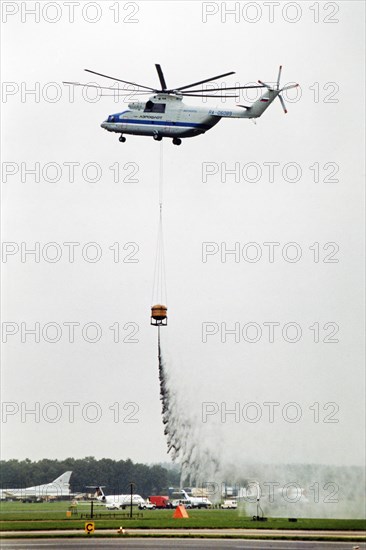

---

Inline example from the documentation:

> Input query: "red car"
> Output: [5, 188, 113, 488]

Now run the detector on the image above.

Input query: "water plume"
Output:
[157, 328, 221, 486]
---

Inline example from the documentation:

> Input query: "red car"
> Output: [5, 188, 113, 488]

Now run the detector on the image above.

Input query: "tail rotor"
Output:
[258, 66, 299, 114]
[276, 65, 282, 89]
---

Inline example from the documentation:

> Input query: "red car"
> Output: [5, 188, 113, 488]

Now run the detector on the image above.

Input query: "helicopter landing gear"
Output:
[119, 135, 126, 143]
[153, 134, 162, 141]
[172, 138, 182, 146]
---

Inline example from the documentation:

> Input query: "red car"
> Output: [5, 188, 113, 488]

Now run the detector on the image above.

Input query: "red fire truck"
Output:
[148, 495, 172, 508]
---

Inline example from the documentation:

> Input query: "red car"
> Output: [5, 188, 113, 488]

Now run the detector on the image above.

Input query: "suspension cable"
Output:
[152, 142, 167, 307]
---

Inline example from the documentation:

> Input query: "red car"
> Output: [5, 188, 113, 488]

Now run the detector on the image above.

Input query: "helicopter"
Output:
[65, 65, 298, 145]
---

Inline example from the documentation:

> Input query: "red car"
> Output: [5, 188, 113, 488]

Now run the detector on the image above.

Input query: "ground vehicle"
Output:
[138, 499, 156, 510]
[149, 495, 172, 509]
[171, 499, 192, 509]
[221, 500, 238, 509]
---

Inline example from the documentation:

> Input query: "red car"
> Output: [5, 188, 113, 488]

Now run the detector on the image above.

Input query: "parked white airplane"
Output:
[180, 489, 212, 508]
[1, 471, 72, 501]
[94, 486, 145, 510]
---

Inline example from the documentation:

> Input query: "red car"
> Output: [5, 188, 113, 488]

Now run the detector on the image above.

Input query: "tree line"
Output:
[0, 457, 181, 497]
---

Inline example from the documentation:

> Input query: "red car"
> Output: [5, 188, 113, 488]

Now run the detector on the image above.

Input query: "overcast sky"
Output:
[1, 1, 365, 471]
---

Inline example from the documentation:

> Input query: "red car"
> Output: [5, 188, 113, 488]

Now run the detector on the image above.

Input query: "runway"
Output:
[1, 528, 365, 538]
[0, 538, 365, 549]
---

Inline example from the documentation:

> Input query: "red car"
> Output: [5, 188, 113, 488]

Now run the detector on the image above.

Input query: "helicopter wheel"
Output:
[172, 138, 182, 146]
[153, 134, 162, 141]
[119, 135, 126, 143]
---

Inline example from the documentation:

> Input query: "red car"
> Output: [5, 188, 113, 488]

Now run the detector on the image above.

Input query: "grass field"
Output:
[1, 501, 365, 532]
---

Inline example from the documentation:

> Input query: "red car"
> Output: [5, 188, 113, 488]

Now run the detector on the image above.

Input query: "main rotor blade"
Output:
[181, 85, 265, 93]
[258, 80, 272, 89]
[277, 65, 282, 89]
[84, 69, 156, 91]
[155, 64, 167, 90]
[101, 92, 152, 96]
[181, 92, 239, 98]
[279, 94, 287, 114]
[63, 81, 151, 93]
[175, 71, 235, 91]
[281, 83, 299, 91]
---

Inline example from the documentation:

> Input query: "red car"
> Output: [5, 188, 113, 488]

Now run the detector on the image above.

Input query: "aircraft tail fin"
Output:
[52, 471, 72, 486]
[94, 486, 106, 501]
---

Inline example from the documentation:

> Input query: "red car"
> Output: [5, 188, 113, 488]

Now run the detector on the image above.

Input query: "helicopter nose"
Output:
[101, 121, 108, 129]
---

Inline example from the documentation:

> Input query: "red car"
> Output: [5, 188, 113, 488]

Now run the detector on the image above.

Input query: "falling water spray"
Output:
[156, 324, 222, 486]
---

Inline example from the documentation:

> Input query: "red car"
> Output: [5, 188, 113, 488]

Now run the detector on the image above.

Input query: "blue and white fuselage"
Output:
[101, 94, 220, 139]
[100, 90, 278, 143]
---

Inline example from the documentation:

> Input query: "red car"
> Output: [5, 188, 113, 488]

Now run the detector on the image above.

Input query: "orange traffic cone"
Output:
[173, 505, 189, 518]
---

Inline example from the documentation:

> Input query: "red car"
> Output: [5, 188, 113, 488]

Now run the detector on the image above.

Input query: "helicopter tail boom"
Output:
[241, 89, 279, 118]
[208, 90, 277, 120]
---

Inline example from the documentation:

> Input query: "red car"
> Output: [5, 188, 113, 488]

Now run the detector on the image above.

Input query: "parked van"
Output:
[221, 500, 238, 509]
[171, 499, 192, 509]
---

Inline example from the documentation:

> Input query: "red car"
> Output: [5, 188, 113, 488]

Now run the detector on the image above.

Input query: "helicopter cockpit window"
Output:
[144, 101, 166, 113]
[108, 115, 115, 122]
